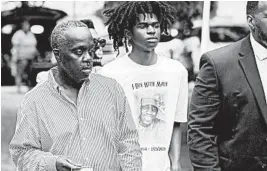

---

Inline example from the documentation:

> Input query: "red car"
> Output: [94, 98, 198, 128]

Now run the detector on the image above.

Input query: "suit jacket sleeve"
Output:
[188, 53, 221, 171]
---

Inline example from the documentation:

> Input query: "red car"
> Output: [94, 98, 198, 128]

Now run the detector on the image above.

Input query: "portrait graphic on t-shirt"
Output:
[139, 95, 165, 128]
[134, 92, 167, 142]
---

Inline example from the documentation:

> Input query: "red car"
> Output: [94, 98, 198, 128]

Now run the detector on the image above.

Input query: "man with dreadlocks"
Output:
[99, 2, 188, 171]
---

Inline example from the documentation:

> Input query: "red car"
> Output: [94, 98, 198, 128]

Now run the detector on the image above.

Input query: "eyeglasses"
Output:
[93, 38, 106, 48]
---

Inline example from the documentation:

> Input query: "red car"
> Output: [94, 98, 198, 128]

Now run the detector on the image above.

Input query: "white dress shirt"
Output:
[250, 34, 267, 103]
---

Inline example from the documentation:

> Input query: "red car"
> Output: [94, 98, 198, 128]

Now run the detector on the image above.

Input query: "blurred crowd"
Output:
[1, 1, 249, 91]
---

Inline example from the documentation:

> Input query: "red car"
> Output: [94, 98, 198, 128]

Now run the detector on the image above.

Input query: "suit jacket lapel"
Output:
[238, 36, 267, 122]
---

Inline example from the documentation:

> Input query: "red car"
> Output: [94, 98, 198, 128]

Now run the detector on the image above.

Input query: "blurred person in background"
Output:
[188, 1, 267, 171]
[176, 20, 196, 82]
[156, 20, 197, 82]
[72, 19, 106, 73]
[155, 33, 185, 61]
[10, 20, 142, 171]
[100, 2, 188, 171]
[11, 19, 38, 93]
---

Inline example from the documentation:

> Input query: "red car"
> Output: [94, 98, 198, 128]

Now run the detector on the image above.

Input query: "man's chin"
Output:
[76, 76, 90, 84]
[257, 31, 267, 48]
[81, 76, 90, 82]
[145, 46, 157, 52]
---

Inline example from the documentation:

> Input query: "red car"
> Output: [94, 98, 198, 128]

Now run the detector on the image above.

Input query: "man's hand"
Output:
[170, 162, 182, 171]
[56, 156, 82, 171]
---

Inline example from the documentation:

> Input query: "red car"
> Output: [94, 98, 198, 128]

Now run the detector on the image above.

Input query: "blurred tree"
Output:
[169, 1, 218, 38]
[94, 1, 121, 22]
[95, 1, 218, 38]
[21, 1, 30, 8]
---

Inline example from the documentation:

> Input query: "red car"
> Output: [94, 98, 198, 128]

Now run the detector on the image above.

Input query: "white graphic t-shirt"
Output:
[99, 53, 188, 171]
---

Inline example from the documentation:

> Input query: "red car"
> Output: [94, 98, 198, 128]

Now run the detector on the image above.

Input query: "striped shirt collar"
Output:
[48, 66, 91, 93]
[250, 34, 267, 61]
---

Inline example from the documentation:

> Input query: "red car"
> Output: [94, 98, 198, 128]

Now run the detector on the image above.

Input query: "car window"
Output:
[210, 26, 249, 42]
[190, 26, 249, 43]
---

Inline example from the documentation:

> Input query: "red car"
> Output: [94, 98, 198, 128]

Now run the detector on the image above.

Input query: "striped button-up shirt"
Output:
[9, 67, 142, 171]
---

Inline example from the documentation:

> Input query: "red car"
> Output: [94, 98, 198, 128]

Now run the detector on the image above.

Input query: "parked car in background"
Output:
[1, 5, 67, 86]
[192, 16, 249, 50]
[189, 16, 250, 73]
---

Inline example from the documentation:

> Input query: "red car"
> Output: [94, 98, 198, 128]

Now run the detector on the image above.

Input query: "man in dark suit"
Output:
[188, 1, 267, 171]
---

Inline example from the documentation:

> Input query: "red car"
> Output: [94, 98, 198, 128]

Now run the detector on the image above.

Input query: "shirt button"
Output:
[83, 137, 86, 141]
[80, 118, 83, 121]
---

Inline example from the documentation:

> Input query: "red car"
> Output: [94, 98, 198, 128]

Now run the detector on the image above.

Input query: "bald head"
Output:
[51, 20, 90, 50]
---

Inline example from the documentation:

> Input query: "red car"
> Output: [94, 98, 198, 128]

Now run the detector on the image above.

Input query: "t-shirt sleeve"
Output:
[97, 64, 116, 79]
[97, 65, 109, 76]
[174, 68, 188, 123]
[36, 71, 49, 83]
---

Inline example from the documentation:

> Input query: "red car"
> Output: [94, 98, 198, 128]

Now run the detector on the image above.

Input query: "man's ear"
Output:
[124, 29, 132, 40]
[247, 15, 256, 31]
[52, 49, 60, 62]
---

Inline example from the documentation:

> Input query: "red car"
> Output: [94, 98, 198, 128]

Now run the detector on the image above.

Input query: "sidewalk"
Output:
[1, 85, 29, 94]
[1, 86, 24, 171]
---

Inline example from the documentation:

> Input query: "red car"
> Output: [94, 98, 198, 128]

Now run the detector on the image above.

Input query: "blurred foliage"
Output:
[169, 1, 218, 38]
[95, 1, 218, 38]
[100, 1, 217, 20]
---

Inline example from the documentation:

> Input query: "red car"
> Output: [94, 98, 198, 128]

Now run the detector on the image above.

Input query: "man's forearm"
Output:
[168, 122, 182, 170]
[10, 144, 58, 171]
[118, 128, 142, 171]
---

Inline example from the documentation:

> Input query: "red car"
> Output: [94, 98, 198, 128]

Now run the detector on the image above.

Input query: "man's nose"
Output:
[147, 25, 156, 34]
[83, 51, 93, 61]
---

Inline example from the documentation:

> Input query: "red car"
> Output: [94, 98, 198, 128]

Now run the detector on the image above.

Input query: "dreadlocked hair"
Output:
[103, 1, 176, 55]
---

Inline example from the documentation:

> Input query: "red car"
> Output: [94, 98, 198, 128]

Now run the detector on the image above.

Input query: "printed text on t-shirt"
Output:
[132, 81, 168, 90]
